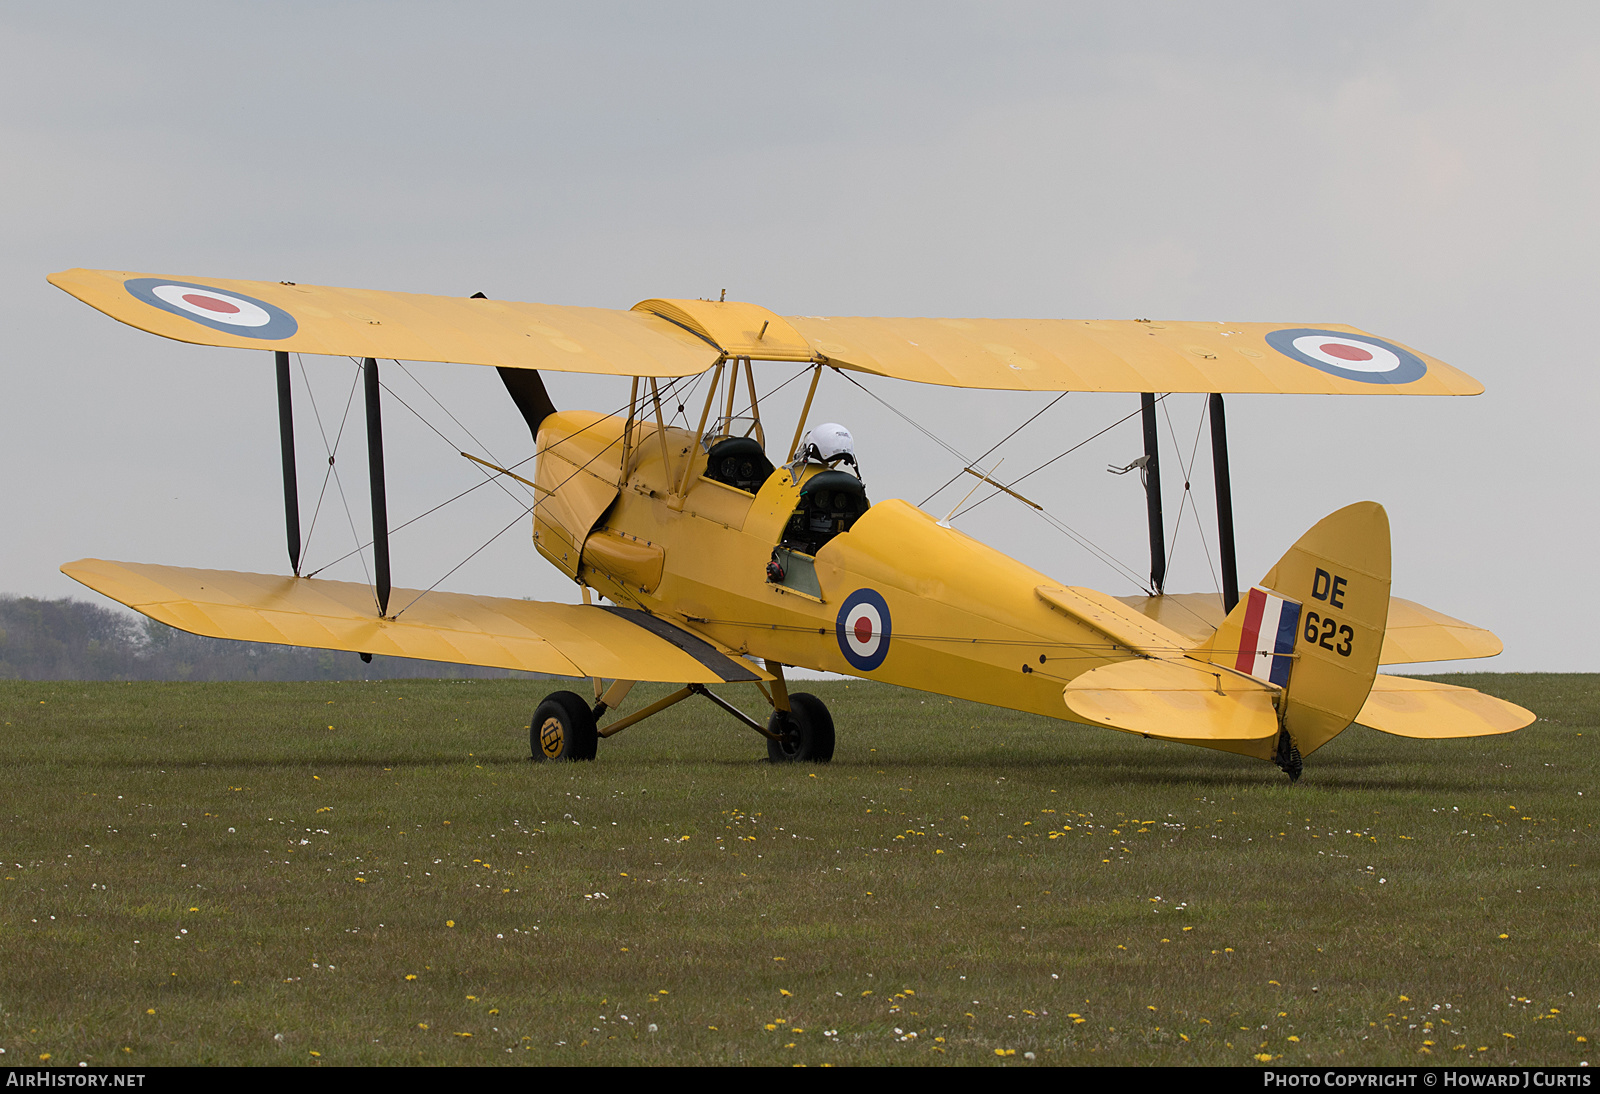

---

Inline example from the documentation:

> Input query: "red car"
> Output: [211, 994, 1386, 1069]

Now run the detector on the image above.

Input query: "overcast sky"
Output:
[3, 2, 1595, 671]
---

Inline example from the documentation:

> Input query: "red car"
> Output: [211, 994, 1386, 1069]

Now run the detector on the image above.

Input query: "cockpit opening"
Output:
[703, 436, 775, 494]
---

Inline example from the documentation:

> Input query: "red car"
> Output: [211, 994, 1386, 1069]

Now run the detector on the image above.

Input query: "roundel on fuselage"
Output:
[836, 588, 891, 672]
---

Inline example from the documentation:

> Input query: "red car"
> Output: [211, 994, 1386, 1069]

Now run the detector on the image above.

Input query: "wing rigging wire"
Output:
[836, 372, 1160, 593]
[917, 392, 1069, 508]
[389, 365, 819, 618]
[304, 367, 676, 588]
[294, 354, 375, 595]
[1159, 395, 1222, 601]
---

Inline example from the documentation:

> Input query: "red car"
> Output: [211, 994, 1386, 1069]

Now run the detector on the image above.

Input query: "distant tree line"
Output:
[0, 595, 547, 682]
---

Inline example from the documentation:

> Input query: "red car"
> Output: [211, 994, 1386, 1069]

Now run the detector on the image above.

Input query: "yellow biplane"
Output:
[47, 268, 1534, 779]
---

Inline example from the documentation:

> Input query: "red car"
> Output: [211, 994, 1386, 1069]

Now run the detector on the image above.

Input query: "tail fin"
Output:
[1194, 501, 1391, 766]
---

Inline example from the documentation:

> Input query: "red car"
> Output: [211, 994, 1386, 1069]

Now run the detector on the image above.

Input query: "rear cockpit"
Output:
[766, 422, 871, 596]
[782, 469, 870, 555]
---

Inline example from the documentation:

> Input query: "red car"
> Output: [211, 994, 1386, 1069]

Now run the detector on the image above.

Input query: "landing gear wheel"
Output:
[766, 692, 835, 763]
[531, 691, 598, 762]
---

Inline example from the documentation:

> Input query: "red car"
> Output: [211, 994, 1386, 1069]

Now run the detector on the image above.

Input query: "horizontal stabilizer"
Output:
[1064, 657, 1279, 744]
[61, 559, 763, 684]
[1034, 584, 1192, 657]
[1356, 675, 1534, 739]
[1115, 593, 1502, 666]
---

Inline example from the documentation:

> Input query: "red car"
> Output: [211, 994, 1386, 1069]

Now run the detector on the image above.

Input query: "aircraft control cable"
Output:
[681, 615, 1190, 661]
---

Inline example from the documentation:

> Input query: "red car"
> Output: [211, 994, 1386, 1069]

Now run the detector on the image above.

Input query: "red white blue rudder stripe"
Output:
[1233, 587, 1301, 687]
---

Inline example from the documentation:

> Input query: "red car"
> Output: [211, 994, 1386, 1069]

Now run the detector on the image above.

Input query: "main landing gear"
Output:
[530, 691, 599, 762]
[527, 662, 834, 764]
[766, 692, 835, 763]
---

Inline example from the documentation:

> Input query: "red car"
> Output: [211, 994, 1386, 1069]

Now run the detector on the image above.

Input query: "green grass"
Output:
[0, 674, 1594, 1066]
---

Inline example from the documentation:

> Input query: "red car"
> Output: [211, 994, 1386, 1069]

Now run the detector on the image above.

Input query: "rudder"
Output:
[1195, 502, 1391, 769]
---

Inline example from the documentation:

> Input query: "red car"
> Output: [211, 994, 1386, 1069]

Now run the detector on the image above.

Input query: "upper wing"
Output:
[48, 269, 719, 378]
[786, 316, 1481, 395]
[53, 271, 1480, 395]
[62, 559, 764, 684]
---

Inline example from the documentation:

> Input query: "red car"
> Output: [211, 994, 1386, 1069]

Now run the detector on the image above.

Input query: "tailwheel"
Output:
[1273, 729, 1303, 782]
[766, 692, 835, 763]
[531, 690, 598, 762]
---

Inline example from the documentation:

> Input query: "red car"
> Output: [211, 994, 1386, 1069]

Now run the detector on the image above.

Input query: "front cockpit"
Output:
[704, 436, 776, 494]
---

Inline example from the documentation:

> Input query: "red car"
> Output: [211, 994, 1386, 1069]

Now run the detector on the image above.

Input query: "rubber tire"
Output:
[531, 691, 599, 762]
[766, 692, 835, 763]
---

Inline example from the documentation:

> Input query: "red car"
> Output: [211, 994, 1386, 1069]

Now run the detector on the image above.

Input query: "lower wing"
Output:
[61, 559, 763, 684]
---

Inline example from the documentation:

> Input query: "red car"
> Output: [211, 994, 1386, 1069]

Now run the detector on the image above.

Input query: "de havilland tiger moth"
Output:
[46, 268, 1534, 779]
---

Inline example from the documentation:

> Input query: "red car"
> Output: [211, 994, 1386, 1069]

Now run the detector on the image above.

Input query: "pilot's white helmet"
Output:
[801, 422, 855, 463]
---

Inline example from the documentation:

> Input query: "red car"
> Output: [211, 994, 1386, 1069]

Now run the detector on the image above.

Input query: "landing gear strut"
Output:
[527, 662, 835, 764]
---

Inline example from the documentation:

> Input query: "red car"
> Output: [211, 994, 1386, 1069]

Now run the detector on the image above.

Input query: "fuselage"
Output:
[531, 410, 1149, 726]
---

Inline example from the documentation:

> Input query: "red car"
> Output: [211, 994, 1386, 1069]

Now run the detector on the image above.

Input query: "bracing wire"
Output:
[917, 392, 1069, 508]
[953, 399, 1154, 519]
[1159, 394, 1221, 598]
[295, 356, 373, 593]
[835, 371, 1154, 592]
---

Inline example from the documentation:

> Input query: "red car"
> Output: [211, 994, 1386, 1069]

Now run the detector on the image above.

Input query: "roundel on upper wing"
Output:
[124, 278, 299, 340]
[1265, 328, 1426, 385]
[836, 588, 892, 672]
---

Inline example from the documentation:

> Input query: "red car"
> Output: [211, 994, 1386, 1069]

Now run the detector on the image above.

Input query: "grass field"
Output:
[0, 673, 1594, 1066]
